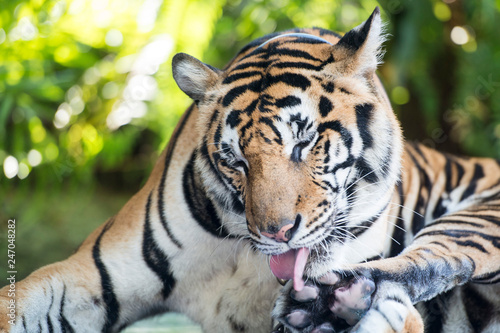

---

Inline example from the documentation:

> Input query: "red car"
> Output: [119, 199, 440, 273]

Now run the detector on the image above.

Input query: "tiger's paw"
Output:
[271, 273, 376, 333]
[272, 273, 424, 333]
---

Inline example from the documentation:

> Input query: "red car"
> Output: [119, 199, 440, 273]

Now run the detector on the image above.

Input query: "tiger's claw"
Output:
[273, 274, 376, 332]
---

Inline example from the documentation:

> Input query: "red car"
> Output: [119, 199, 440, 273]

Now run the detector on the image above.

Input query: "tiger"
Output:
[2, 7, 500, 333]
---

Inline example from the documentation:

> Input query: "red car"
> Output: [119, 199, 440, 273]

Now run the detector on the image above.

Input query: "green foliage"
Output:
[378, 0, 500, 156]
[0, 0, 499, 279]
[2, 0, 498, 189]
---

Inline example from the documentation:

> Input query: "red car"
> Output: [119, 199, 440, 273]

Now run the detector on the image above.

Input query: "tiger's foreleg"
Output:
[0, 251, 107, 332]
[0, 195, 176, 333]
[273, 201, 500, 333]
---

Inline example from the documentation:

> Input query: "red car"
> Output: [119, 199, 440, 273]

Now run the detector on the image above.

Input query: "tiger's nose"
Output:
[261, 216, 301, 242]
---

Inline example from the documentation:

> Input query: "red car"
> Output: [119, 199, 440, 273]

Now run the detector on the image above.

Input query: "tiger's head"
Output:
[173, 8, 403, 280]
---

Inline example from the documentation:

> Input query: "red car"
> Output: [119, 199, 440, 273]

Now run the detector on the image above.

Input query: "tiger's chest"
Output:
[166, 238, 280, 332]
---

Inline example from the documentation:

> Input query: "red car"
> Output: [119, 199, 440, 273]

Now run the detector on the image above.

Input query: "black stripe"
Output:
[455, 160, 465, 186]
[270, 47, 321, 62]
[318, 28, 342, 39]
[46, 289, 54, 332]
[428, 241, 450, 250]
[273, 61, 325, 71]
[182, 152, 234, 237]
[209, 109, 220, 127]
[244, 99, 259, 116]
[348, 214, 379, 238]
[157, 169, 183, 249]
[374, 305, 396, 328]
[449, 213, 500, 226]
[354, 103, 373, 148]
[339, 87, 351, 95]
[365, 254, 383, 262]
[223, 71, 262, 84]
[319, 96, 333, 117]
[410, 143, 429, 165]
[287, 36, 332, 45]
[92, 217, 120, 332]
[460, 163, 485, 201]
[213, 153, 246, 214]
[463, 285, 494, 331]
[425, 218, 485, 228]
[346, 201, 390, 239]
[288, 113, 309, 134]
[47, 317, 53, 332]
[200, 138, 226, 187]
[317, 121, 353, 149]
[239, 46, 270, 62]
[59, 286, 75, 333]
[240, 119, 254, 148]
[356, 158, 378, 183]
[412, 196, 426, 235]
[420, 290, 451, 333]
[444, 157, 453, 193]
[300, 212, 336, 242]
[416, 229, 500, 249]
[443, 155, 465, 194]
[454, 239, 488, 253]
[389, 185, 406, 257]
[258, 96, 274, 113]
[156, 105, 196, 250]
[230, 61, 270, 72]
[329, 155, 356, 177]
[465, 203, 500, 212]
[214, 122, 223, 148]
[259, 117, 283, 145]
[406, 148, 431, 235]
[143, 192, 176, 298]
[222, 79, 262, 107]
[475, 275, 500, 284]
[322, 82, 335, 93]
[264, 73, 311, 91]
[472, 269, 500, 283]
[226, 109, 242, 128]
[432, 197, 447, 219]
[275, 95, 301, 109]
[385, 296, 405, 305]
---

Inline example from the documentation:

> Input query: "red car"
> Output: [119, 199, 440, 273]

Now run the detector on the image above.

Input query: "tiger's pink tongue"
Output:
[270, 247, 310, 291]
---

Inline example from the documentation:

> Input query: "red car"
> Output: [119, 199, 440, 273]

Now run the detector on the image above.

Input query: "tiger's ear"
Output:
[332, 7, 386, 77]
[172, 53, 221, 102]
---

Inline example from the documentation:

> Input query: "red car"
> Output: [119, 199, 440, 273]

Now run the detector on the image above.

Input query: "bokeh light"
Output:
[54, 106, 71, 129]
[4, 156, 19, 179]
[433, 2, 451, 22]
[391, 86, 410, 105]
[17, 162, 30, 179]
[451, 26, 469, 45]
[27, 149, 42, 167]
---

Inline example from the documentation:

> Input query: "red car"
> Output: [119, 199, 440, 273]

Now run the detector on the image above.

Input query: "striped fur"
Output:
[1, 9, 499, 333]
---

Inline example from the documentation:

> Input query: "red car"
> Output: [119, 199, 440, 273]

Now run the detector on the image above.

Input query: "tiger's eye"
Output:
[233, 160, 248, 174]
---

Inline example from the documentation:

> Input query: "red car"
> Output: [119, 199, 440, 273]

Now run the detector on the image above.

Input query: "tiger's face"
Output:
[173, 9, 403, 277]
